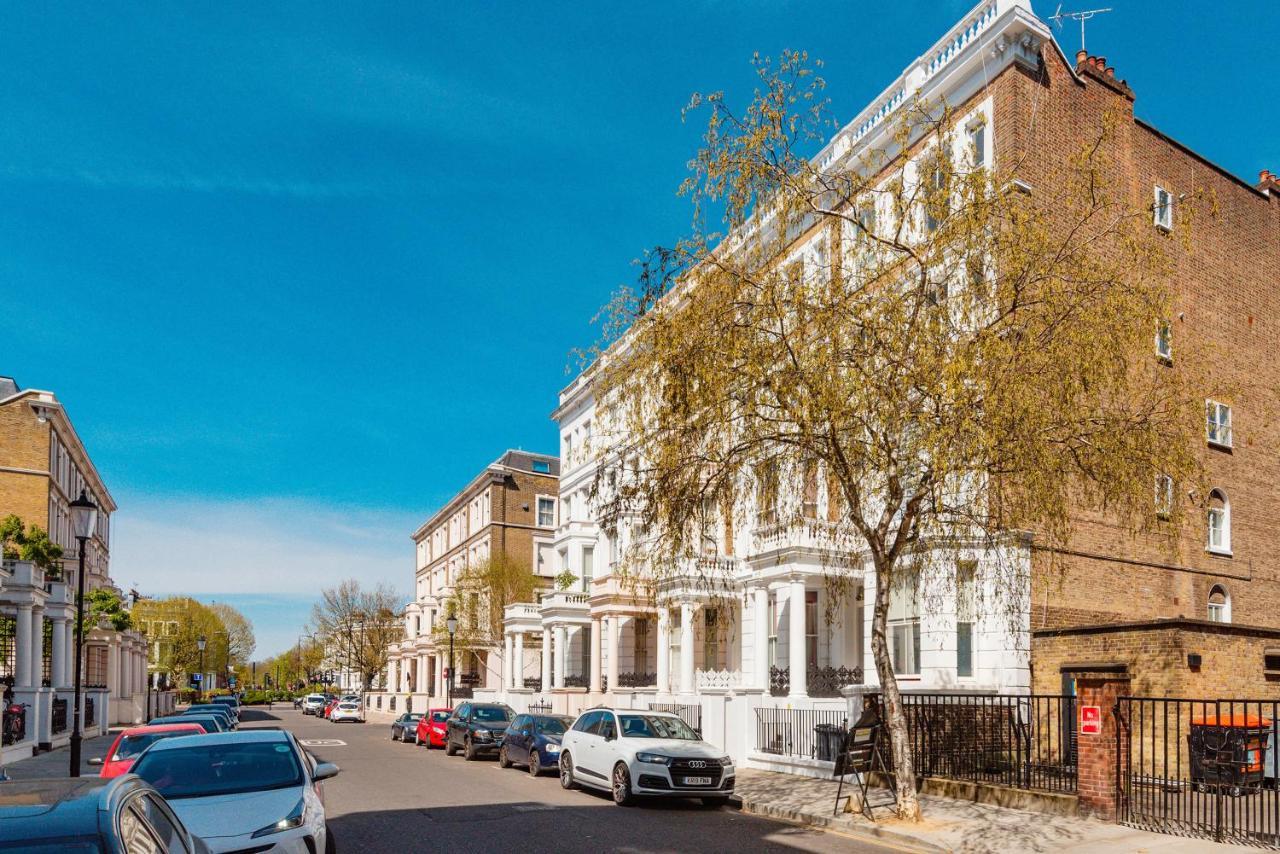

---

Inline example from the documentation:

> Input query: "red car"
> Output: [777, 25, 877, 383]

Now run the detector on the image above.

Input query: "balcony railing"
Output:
[769, 666, 789, 697]
[616, 671, 656, 689]
[696, 668, 742, 690]
[504, 602, 541, 621]
[51, 698, 68, 734]
[808, 665, 864, 698]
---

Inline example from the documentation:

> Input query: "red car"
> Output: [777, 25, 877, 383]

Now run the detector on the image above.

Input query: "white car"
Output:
[558, 708, 735, 806]
[130, 729, 339, 854]
[302, 694, 327, 715]
[330, 701, 364, 723]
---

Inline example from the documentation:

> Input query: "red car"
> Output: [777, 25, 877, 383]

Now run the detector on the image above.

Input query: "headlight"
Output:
[543, 743, 560, 753]
[250, 798, 306, 838]
[719, 756, 734, 767]
[474, 730, 491, 740]
[635, 752, 671, 765]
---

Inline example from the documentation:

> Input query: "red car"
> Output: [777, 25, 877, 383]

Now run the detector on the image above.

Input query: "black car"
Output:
[500, 714, 575, 776]
[390, 711, 423, 742]
[0, 775, 211, 853]
[445, 702, 515, 760]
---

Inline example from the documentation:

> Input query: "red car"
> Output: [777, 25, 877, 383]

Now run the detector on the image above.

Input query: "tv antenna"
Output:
[1050, 5, 1113, 52]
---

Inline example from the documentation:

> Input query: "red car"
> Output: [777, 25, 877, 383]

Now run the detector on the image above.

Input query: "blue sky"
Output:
[1, 1, 1275, 656]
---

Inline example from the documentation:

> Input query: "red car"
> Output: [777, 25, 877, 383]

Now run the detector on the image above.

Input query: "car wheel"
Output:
[612, 763, 634, 806]
[392, 728, 399, 741]
[559, 753, 576, 790]
[464, 738, 478, 761]
[528, 750, 541, 778]
[498, 746, 512, 768]
[445, 736, 458, 756]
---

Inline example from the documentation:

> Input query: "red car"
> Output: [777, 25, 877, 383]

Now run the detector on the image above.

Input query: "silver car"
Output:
[130, 729, 339, 854]
[302, 693, 327, 715]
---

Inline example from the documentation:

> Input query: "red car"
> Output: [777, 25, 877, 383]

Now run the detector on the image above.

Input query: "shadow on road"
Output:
[238, 708, 283, 723]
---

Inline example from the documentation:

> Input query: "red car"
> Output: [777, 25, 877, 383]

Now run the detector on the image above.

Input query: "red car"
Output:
[90, 723, 205, 778]
[322, 699, 340, 719]
[416, 707, 453, 748]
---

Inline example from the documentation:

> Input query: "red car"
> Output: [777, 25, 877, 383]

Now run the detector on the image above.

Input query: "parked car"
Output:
[330, 701, 364, 723]
[89, 723, 205, 778]
[558, 708, 735, 806]
[130, 729, 339, 854]
[149, 714, 228, 734]
[500, 713, 575, 777]
[445, 702, 515, 760]
[390, 712, 423, 742]
[322, 699, 340, 719]
[182, 705, 237, 730]
[415, 708, 452, 749]
[302, 694, 327, 715]
[208, 695, 241, 720]
[0, 775, 212, 853]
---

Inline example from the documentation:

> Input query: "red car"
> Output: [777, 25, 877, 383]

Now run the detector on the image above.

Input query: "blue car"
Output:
[499, 713, 576, 777]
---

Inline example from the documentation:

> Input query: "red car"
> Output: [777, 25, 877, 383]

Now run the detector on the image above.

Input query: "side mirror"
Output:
[87, 757, 103, 766]
[313, 762, 340, 781]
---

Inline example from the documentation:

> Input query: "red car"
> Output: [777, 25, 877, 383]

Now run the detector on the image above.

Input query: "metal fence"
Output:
[896, 693, 1077, 794]
[755, 706, 849, 760]
[51, 697, 68, 734]
[85, 697, 95, 728]
[527, 702, 552, 715]
[1118, 697, 1280, 849]
[649, 702, 702, 734]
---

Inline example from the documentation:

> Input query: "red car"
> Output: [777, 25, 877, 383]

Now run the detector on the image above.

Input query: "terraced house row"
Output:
[370, 0, 1280, 784]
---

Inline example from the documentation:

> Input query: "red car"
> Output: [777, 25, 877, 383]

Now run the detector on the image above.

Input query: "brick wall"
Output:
[0, 397, 52, 528]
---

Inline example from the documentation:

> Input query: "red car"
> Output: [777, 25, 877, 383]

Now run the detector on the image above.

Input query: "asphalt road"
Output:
[241, 706, 898, 854]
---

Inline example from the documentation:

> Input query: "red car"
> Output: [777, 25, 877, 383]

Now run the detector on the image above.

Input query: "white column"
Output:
[540, 628, 552, 690]
[65, 621, 76, 687]
[656, 607, 670, 693]
[753, 586, 770, 691]
[51, 617, 68, 688]
[107, 640, 120, 699]
[679, 602, 695, 695]
[589, 618, 602, 693]
[606, 615, 620, 694]
[788, 577, 808, 697]
[553, 625, 567, 689]
[504, 632, 514, 689]
[30, 608, 45, 687]
[15, 605, 33, 687]
[514, 632, 525, 689]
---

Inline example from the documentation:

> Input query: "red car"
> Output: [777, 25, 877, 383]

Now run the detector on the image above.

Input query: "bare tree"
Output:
[311, 579, 403, 692]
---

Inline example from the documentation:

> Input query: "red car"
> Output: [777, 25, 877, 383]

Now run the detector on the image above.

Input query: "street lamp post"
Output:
[197, 635, 207, 697]
[446, 615, 458, 709]
[68, 490, 98, 777]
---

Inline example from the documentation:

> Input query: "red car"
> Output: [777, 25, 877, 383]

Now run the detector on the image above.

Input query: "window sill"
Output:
[1207, 439, 1233, 452]
[1207, 547, 1233, 558]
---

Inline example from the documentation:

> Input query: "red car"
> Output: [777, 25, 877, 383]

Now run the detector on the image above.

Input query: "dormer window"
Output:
[1154, 186, 1173, 231]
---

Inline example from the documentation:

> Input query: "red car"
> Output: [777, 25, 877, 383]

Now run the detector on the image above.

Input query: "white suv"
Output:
[558, 707, 735, 806]
[302, 693, 327, 715]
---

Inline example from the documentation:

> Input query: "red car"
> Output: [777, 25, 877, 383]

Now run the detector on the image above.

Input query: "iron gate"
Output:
[1118, 697, 1280, 848]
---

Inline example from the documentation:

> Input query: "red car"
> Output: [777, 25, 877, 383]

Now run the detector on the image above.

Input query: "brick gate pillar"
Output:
[1074, 670, 1131, 820]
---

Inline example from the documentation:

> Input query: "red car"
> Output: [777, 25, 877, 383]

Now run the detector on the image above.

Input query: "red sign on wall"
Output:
[1079, 705, 1102, 735]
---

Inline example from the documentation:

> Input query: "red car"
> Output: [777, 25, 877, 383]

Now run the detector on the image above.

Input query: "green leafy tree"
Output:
[0, 514, 65, 578]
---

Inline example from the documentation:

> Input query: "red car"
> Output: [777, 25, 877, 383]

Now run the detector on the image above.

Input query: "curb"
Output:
[731, 795, 949, 853]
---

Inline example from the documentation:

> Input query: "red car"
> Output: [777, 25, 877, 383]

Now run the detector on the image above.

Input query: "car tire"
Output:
[391, 728, 399, 741]
[528, 750, 541, 778]
[498, 746, 512, 768]
[612, 763, 634, 806]
[559, 753, 576, 790]
[445, 736, 458, 757]
[464, 738, 478, 761]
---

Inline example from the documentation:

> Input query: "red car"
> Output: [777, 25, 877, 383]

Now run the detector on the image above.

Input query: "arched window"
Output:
[1208, 585, 1230, 623]
[1207, 489, 1231, 555]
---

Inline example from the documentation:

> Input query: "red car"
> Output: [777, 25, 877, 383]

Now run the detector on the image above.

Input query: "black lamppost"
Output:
[197, 635, 207, 696]
[68, 489, 98, 777]
[446, 614, 458, 709]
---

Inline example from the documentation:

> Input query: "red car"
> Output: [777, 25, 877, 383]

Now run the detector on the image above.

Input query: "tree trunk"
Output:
[870, 561, 922, 822]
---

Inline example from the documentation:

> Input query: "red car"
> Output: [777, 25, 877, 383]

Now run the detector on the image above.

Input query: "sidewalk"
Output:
[2, 731, 117, 780]
[733, 769, 1253, 853]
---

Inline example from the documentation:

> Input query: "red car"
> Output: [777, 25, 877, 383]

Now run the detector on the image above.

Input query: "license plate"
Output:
[683, 776, 713, 786]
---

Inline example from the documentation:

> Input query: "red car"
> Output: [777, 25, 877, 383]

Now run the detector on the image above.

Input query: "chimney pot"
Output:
[1076, 49, 1088, 65]
[1105, 66, 1115, 78]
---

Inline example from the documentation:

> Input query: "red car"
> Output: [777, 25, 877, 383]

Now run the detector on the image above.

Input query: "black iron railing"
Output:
[389, 696, 397, 711]
[85, 697, 95, 728]
[563, 675, 588, 689]
[528, 702, 552, 715]
[523, 677, 542, 690]
[51, 698, 68, 734]
[769, 666, 789, 697]
[649, 702, 701, 734]
[451, 686, 474, 699]
[807, 666, 864, 698]
[1118, 697, 1280, 848]
[617, 671, 656, 688]
[755, 706, 847, 759]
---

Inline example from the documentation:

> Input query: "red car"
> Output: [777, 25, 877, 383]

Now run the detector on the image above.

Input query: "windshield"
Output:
[535, 717, 571, 735]
[430, 711, 449, 723]
[618, 715, 699, 740]
[114, 732, 190, 760]
[406, 713, 422, 721]
[473, 707, 511, 723]
[133, 741, 304, 800]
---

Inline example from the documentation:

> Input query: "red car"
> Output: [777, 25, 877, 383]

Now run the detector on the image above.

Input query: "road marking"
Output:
[300, 739, 347, 747]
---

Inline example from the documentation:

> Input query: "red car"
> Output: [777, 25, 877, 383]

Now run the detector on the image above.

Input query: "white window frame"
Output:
[1207, 584, 1230, 623]
[1154, 185, 1173, 230]
[1207, 489, 1231, 556]
[1206, 400, 1232, 449]
[535, 495, 557, 528]
[1155, 474, 1174, 519]
[967, 120, 987, 169]
[1155, 320, 1172, 362]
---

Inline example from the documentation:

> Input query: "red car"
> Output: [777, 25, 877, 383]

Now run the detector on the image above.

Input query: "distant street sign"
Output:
[1080, 705, 1102, 736]
[191, 673, 202, 683]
